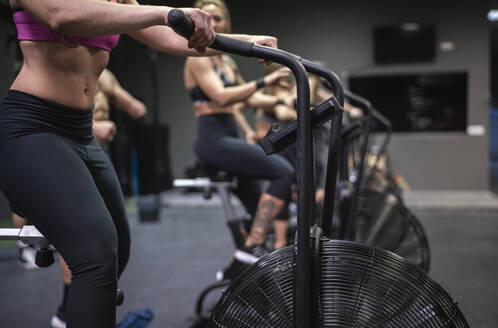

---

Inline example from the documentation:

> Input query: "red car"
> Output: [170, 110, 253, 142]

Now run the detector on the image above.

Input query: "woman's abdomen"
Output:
[11, 41, 109, 109]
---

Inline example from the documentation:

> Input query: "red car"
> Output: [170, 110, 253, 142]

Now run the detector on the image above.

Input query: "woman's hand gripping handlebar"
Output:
[167, 9, 278, 58]
[167, 8, 216, 53]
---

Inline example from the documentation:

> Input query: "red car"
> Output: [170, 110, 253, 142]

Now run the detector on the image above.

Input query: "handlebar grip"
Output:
[168, 9, 195, 39]
[259, 96, 340, 155]
[167, 9, 254, 57]
[211, 35, 254, 57]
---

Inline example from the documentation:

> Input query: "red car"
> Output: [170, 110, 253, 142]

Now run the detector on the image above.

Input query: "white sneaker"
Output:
[50, 313, 66, 328]
[18, 242, 40, 270]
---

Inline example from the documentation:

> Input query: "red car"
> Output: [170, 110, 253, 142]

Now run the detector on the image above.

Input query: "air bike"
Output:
[169, 10, 468, 327]
[334, 91, 430, 272]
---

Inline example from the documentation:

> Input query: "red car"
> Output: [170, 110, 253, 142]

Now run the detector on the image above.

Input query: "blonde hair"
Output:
[193, 0, 232, 33]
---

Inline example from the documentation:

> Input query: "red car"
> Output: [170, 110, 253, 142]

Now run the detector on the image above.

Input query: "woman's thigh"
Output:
[198, 136, 291, 181]
[0, 133, 118, 270]
[86, 139, 130, 276]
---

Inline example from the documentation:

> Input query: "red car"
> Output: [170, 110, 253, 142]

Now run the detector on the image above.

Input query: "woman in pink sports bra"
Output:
[0, 1, 279, 327]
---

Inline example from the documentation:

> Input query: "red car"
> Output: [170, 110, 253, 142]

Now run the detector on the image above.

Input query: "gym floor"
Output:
[0, 190, 497, 328]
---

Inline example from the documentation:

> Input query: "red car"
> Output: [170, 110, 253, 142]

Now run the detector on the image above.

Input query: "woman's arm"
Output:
[245, 92, 278, 108]
[99, 69, 147, 119]
[17, 0, 214, 51]
[273, 104, 297, 121]
[121, 0, 278, 56]
[241, 67, 292, 108]
[188, 57, 286, 106]
[129, 30, 278, 56]
[248, 83, 297, 121]
[255, 102, 297, 122]
[246, 91, 297, 121]
[188, 57, 258, 106]
[129, 25, 213, 56]
[232, 103, 257, 144]
[245, 91, 294, 109]
[130, 28, 279, 56]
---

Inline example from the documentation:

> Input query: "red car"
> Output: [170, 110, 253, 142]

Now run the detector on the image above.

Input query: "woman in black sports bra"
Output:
[184, 0, 297, 261]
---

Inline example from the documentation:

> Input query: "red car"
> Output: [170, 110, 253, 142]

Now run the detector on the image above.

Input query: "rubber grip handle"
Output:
[168, 9, 254, 56]
[168, 9, 195, 39]
[210, 35, 254, 57]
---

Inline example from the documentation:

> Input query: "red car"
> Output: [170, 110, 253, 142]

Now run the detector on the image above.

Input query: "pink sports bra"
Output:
[13, 2, 120, 52]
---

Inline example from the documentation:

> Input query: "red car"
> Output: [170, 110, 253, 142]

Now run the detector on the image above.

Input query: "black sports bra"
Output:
[190, 60, 238, 105]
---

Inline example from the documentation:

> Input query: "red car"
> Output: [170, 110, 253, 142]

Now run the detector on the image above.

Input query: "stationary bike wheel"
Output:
[208, 240, 467, 327]
[353, 174, 430, 272]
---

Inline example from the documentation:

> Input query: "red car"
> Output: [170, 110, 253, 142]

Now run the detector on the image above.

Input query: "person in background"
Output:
[184, 0, 295, 262]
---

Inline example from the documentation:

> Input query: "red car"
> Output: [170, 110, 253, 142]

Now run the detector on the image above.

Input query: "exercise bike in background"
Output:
[169, 10, 468, 327]
[335, 92, 430, 272]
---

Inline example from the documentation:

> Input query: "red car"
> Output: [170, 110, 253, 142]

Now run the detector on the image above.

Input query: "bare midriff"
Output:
[193, 102, 234, 117]
[10, 40, 109, 110]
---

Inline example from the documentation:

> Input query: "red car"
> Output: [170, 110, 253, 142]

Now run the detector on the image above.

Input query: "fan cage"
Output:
[352, 172, 431, 272]
[209, 240, 467, 328]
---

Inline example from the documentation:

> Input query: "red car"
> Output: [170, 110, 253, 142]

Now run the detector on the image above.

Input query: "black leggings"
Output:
[194, 114, 294, 217]
[0, 90, 130, 328]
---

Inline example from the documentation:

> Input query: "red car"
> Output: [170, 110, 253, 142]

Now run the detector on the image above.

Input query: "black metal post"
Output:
[251, 47, 312, 328]
[344, 111, 372, 240]
[299, 60, 345, 239]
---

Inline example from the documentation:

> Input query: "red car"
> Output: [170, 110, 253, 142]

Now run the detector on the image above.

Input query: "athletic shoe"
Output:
[17, 242, 40, 270]
[216, 258, 250, 281]
[234, 244, 268, 265]
[50, 307, 66, 328]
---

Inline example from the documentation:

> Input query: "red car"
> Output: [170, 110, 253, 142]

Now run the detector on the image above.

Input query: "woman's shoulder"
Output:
[221, 55, 238, 71]
[186, 56, 212, 66]
[185, 57, 217, 78]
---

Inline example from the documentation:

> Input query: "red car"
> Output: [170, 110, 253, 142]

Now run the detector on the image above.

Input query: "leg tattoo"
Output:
[248, 199, 277, 245]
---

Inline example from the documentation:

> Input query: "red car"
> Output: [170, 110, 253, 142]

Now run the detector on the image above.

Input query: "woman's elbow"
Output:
[244, 98, 256, 108]
[213, 95, 231, 107]
[276, 112, 297, 121]
[46, 9, 74, 33]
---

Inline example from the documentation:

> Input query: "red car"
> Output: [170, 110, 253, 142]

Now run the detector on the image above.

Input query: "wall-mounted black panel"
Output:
[374, 24, 436, 64]
[349, 72, 467, 132]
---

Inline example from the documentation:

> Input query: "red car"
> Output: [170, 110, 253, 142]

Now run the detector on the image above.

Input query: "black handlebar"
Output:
[169, 9, 255, 57]
[259, 96, 341, 155]
[168, 9, 195, 39]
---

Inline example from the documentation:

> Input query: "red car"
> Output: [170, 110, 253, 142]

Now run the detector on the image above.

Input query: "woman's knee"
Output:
[69, 237, 119, 284]
[268, 160, 295, 200]
[278, 160, 295, 186]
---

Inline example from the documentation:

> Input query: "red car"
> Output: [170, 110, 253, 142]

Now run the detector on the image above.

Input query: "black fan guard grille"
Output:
[353, 173, 430, 272]
[209, 240, 468, 328]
